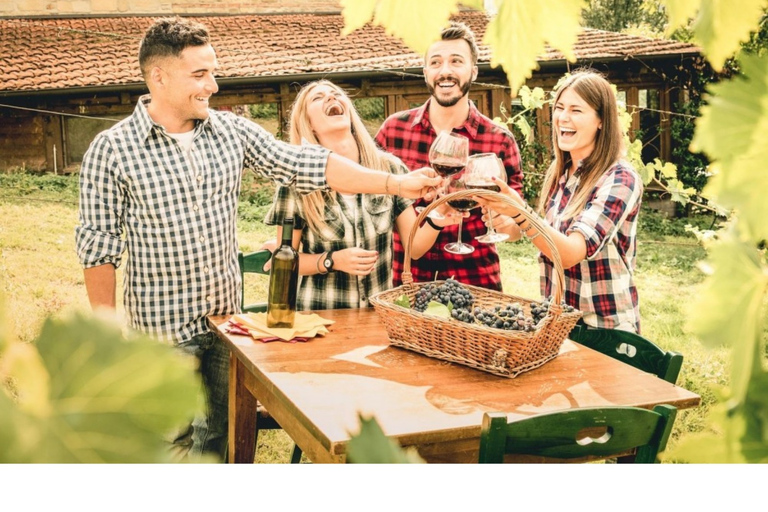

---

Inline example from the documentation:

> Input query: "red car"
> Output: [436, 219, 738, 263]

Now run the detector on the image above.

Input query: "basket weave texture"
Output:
[369, 189, 582, 378]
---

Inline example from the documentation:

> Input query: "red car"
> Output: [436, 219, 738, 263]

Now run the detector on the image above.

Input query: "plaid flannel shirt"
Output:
[541, 161, 643, 332]
[375, 99, 522, 290]
[75, 95, 331, 343]
[265, 156, 412, 310]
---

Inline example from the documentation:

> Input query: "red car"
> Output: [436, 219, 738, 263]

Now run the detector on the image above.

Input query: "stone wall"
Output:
[0, 0, 341, 16]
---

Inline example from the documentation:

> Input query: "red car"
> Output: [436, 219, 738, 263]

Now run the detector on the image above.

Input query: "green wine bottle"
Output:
[267, 218, 299, 328]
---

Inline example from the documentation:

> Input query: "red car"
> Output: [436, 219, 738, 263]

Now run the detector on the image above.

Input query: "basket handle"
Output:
[402, 189, 566, 306]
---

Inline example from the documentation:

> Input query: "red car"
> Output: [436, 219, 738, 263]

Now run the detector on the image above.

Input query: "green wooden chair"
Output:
[478, 405, 678, 464]
[238, 249, 303, 463]
[239, 249, 272, 313]
[568, 324, 684, 384]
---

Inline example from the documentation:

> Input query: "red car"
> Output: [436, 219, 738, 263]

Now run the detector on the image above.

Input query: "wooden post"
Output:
[659, 87, 672, 162]
[43, 114, 64, 173]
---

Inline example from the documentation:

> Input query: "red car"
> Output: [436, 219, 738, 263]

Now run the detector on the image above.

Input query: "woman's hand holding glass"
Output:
[463, 153, 510, 244]
[473, 176, 528, 231]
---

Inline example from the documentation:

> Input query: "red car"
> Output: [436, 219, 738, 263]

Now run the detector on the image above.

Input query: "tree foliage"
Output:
[343, 0, 768, 463]
[582, 0, 668, 34]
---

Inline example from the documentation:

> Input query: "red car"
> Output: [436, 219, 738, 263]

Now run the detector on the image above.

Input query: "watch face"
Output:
[324, 258, 332, 269]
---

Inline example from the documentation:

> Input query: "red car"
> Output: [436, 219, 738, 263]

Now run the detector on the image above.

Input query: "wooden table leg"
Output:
[228, 352, 258, 463]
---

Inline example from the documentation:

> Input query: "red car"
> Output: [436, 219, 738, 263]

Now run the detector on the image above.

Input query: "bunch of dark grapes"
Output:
[530, 296, 577, 325]
[453, 303, 536, 332]
[413, 283, 440, 312]
[413, 278, 475, 312]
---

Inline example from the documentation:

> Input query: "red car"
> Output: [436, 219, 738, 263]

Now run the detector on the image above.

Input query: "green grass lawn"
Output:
[0, 170, 731, 462]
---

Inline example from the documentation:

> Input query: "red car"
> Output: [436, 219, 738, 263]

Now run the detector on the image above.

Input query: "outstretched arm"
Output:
[325, 153, 441, 200]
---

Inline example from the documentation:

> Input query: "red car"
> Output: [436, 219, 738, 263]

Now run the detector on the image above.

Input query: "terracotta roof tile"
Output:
[0, 12, 699, 94]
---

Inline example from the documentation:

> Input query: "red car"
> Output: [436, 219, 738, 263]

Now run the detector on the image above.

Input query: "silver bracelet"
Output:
[316, 251, 328, 274]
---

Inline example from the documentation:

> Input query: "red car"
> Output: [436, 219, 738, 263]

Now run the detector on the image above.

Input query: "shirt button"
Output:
[193, 204, 199, 211]
[196, 175, 203, 182]
[206, 295, 212, 302]
[204, 266, 210, 274]
[199, 236, 205, 243]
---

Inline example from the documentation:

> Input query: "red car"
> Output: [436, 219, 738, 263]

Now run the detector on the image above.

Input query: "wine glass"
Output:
[464, 153, 510, 244]
[421, 131, 469, 219]
[443, 173, 477, 255]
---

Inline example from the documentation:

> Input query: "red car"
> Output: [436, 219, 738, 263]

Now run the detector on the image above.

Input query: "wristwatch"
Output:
[322, 250, 335, 272]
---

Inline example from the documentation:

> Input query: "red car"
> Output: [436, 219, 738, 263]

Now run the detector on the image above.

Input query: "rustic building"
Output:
[0, 10, 701, 172]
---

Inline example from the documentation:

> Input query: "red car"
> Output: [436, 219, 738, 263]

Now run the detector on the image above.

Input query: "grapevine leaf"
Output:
[658, 160, 678, 179]
[665, 178, 694, 204]
[514, 116, 533, 143]
[347, 414, 424, 463]
[693, 53, 768, 241]
[691, 0, 766, 71]
[664, 0, 702, 35]
[483, 0, 583, 93]
[424, 301, 451, 318]
[518, 85, 532, 107]
[639, 162, 656, 185]
[685, 236, 767, 403]
[394, 294, 411, 309]
[338, 0, 379, 34]
[0, 342, 50, 417]
[667, 401, 748, 463]
[341, 0, 473, 54]
[1, 313, 200, 463]
[625, 138, 645, 174]
[741, 371, 768, 462]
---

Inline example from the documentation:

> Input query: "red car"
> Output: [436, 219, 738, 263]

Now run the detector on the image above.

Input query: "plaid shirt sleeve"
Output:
[75, 132, 126, 269]
[233, 115, 332, 195]
[264, 185, 301, 227]
[568, 164, 643, 259]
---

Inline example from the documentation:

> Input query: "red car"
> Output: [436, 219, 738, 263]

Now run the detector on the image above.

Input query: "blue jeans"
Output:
[177, 331, 229, 462]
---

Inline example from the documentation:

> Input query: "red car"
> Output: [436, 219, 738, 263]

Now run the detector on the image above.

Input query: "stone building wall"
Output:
[0, 0, 341, 16]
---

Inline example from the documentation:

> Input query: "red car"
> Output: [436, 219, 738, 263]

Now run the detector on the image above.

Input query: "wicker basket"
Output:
[369, 189, 582, 378]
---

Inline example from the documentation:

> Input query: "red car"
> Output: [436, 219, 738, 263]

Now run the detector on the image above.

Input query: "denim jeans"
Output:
[176, 331, 229, 462]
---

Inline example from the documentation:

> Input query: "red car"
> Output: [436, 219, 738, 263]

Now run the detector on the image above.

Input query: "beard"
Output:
[426, 77, 472, 107]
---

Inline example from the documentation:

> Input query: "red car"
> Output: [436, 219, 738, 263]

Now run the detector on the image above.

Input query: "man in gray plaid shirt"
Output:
[75, 17, 439, 462]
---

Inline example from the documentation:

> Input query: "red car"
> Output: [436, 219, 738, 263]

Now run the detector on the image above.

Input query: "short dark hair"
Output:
[138, 17, 210, 78]
[439, 22, 478, 65]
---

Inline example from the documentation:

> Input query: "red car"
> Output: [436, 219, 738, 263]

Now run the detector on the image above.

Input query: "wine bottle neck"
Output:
[281, 220, 294, 246]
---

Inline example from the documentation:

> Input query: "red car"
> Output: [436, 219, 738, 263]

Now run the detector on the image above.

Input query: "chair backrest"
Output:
[238, 250, 272, 313]
[479, 405, 677, 464]
[569, 325, 684, 384]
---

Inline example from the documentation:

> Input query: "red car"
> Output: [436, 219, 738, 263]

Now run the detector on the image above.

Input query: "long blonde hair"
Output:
[288, 80, 395, 237]
[537, 70, 624, 219]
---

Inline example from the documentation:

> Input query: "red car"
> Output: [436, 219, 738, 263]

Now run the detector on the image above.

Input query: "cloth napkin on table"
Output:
[226, 312, 334, 343]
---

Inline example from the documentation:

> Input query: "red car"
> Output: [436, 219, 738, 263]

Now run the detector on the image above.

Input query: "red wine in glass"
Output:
[432, 161, 466, 178]
[465, 181, 501, 193]
[446, 198, 478, 211]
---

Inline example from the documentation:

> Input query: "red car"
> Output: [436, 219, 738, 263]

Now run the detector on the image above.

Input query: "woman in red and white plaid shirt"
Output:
[478, 70, 643, 333]
[263, 81, 464, 311]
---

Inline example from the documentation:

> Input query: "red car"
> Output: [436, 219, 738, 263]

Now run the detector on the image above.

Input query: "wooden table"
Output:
[209, 309, 700, 463]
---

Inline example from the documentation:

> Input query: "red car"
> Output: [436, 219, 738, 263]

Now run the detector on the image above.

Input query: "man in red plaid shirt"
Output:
[375, 22, 523, 291]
